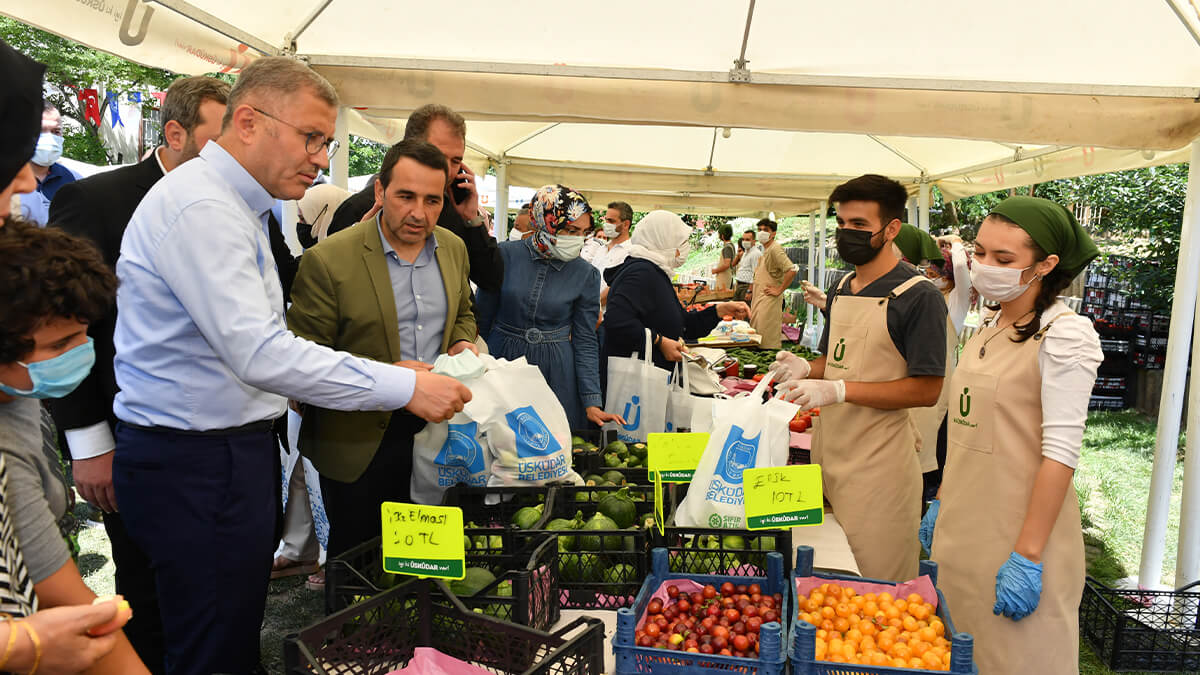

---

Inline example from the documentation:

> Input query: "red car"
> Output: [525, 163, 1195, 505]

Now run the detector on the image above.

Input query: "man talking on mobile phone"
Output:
[326, 104, 503, 292]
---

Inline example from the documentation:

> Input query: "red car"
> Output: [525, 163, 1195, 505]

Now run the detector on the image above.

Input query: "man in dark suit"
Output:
[325, 104, 503, 293]
[45, 75, 239, 673]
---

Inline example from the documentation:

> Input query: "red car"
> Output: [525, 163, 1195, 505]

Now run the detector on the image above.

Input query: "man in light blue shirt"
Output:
[111, 57, 472, 675]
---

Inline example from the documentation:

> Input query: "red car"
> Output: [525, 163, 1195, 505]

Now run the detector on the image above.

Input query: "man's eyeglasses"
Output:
[251, 106, 340, 158]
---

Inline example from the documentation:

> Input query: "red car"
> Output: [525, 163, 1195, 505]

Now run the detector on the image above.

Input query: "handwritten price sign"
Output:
[647, 432, 709, 483]
[381, 502, 465, 579]
[742, 465, 824, 530]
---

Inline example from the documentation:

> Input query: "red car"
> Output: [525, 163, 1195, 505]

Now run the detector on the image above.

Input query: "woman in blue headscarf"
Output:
[478, 185, 625, 430]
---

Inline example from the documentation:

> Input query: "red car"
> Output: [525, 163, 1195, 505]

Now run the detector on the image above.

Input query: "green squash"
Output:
[510, 504, 544, 530]
[578, 512, 622, 551]
[597, 487, 638, 529]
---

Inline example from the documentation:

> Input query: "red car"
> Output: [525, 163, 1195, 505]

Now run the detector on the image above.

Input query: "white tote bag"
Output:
[603, 329, 670, 443]
[674, 374, 800, 529]
[410, 353, 495, 504]
[465, 357, 583, 488]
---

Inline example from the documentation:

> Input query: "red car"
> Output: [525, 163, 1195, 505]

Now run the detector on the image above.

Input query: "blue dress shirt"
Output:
[113, 142, 415, 430]
[376, 216, 447, 364]
[23, 163, 78, 226]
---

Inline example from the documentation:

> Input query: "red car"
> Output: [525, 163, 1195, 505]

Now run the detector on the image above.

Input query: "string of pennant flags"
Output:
[76, 88, 168, 128]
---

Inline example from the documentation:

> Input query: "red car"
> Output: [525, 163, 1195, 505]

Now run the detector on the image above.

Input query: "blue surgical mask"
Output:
[32, 133, 63, 167]
[0, 339, 95, 399]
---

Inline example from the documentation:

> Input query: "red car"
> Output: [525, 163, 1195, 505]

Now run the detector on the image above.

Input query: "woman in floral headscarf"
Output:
[477, 185, 625, 429]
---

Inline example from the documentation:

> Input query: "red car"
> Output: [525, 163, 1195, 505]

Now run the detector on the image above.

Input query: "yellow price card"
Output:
[381, 502, 465, 579]
[647, 432, 709, 483]
[742, 465, 824, 530]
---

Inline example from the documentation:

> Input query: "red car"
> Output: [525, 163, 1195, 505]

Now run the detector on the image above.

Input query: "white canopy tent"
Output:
[6, 0, 1200, 587]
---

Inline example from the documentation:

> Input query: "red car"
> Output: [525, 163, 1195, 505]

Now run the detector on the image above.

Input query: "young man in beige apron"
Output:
[926, 196, 1101, 675]
[773, 175, 947, 582]
[748, 219, 795, 351]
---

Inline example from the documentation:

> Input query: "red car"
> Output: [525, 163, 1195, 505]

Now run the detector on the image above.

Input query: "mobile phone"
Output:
[451, 170, 471, 204]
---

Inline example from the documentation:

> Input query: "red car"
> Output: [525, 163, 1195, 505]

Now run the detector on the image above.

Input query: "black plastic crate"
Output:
[285, 577, 604, 675]
[532, 485, 657, 610]
[325, 533, 561, 631]
[654, 482, 795, 578]
[1101, 338, 1131, 354]
[572, 435, 650, 486]
[1089, 396, 1126, 411]
[1080, 577, 1200, 672]
[441, 484, 554, 530]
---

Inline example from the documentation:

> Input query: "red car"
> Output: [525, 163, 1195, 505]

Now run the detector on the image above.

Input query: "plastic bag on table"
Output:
[674, 373, 799, 529]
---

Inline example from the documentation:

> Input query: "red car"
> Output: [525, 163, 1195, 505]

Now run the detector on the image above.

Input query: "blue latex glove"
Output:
[918, 499, 939, 555]
[993, 552, 1043, 621]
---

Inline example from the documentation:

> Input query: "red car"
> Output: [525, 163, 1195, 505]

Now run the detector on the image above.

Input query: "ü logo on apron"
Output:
[832, 338, 847, 363]
[959, 387, 971, 417]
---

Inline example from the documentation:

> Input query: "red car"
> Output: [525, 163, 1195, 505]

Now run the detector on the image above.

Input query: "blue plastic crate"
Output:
[789, 545, 978, 674]
[613, 547, 789, 674]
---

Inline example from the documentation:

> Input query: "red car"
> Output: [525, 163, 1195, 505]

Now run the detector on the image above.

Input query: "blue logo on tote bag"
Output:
[505, 406, 562, 458]
[714, 425, 760, 484]
[435, 421, 485, 474]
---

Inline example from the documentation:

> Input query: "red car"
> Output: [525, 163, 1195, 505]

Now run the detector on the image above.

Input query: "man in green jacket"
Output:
[287, 140, 477, 556]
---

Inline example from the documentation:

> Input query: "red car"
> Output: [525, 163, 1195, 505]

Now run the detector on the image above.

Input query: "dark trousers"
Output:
[922, 416, 948, 502]
[104, 511, 166, 674]
[319, 413, 426, 559]
[114, 423, 276, 675]
[734, 281, 751, 303]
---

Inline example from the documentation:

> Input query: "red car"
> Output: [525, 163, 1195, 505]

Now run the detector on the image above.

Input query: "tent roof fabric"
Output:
[6, 0, 1200, 216]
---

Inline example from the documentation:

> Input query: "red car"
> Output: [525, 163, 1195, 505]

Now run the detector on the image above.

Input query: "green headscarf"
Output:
[893, 224, 943, 264]
[990, 196, 1099, 277]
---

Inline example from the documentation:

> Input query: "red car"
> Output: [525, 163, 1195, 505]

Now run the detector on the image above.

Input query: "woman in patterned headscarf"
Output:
[477, 185, 625, 429]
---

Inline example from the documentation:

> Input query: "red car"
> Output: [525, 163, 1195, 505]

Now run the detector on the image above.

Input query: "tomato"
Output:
[644, 623, 661, 638]
[745, 616, 763, 633]
[702, 585, 717, 600]
[710, 625, 730, 641]
[720, 582, 736, 596]
[752, 373, 765, 382]
[647, 599, 663, 615]
[724, 608, 741, 623]
[732, 635, 750, 652]
[677, 599, 691, 614]
[667, 585, 679, 597]
[747, 583, 761, 596]
[699, 643, 714, 654]
[810, 408, 820, 416]
[638, 635, 654, 647]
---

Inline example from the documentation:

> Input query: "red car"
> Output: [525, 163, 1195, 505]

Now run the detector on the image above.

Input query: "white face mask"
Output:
[547, 234, 586, 261]
[671, 242, 692, 269]
[33, 133, 63, 166]
[602, 221, 619, 238]
[740, 240, 752, 250]
[969, 261, 1036, 302]
[932, 277, 951, 291]
[756, 230, 771, 244]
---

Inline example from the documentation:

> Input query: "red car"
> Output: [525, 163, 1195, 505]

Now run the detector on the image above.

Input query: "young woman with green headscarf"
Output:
[921, 196, 1101, 675]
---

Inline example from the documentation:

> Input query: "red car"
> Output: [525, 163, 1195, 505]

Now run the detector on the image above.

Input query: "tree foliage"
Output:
[347, 135, 388, 177]
[1, 18, 176, 164]
[934, 165, 1190, 312]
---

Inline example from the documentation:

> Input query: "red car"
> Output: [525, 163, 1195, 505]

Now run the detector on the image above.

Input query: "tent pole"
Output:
[805, 212, 816, 336]
[495, 161, 510, 241]
[332, 107, 349, 190]
[1141, 139, 1200, 589]
[918, 182, 931, 232]
[1170, 141, 1200, 588]
[907, 198, 918, 227]
[817, 200, 828, 339]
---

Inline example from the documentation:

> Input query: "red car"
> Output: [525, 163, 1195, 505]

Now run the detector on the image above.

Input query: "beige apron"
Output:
[911, 315, 957, 473]
[715, 268, 733, 292]
[812, 275, 924, 582]
[749, 246, 786, 350]
[932, 311, 1085, 675]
